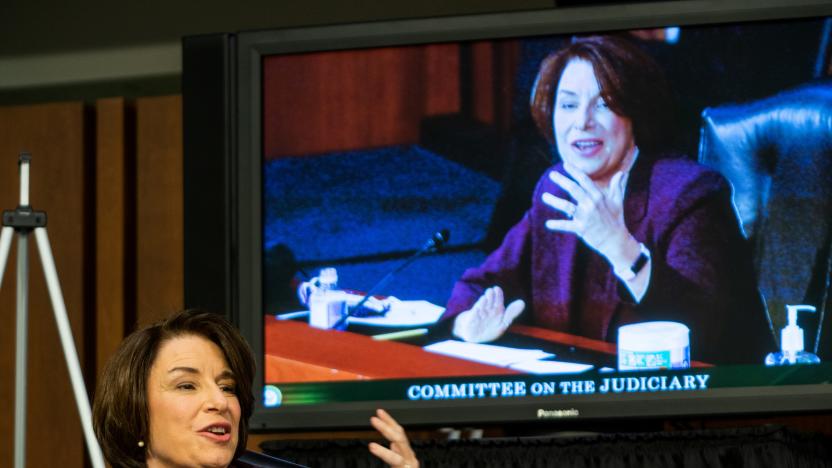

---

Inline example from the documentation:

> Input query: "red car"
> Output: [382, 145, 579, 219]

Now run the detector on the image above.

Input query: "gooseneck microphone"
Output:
[332, 229, 450, 330]
[421, 229, 450, 252]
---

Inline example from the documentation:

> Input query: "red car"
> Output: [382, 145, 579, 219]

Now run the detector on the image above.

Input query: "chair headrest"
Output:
[698, 80, 832, 238]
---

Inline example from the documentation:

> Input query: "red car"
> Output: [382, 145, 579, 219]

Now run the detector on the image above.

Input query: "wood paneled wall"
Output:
[95, 97, 130, 376]
[0, 96, 183, 468]
[262, 45, 455, 158]
[135, 96, 184, 326]
[0, 102, 89, 468]
[261, 40, 518, 159]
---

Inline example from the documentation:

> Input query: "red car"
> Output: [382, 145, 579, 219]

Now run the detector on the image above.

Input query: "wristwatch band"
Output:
[615, 243, 651, 281]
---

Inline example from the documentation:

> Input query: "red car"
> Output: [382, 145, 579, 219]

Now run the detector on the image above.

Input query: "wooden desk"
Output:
[264, 317, 521, 382]
[264, 317, 710, 383]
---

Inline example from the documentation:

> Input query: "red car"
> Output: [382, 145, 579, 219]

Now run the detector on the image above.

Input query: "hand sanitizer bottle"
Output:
[308, 268, 345, 329]
[764, 305, 821, 365]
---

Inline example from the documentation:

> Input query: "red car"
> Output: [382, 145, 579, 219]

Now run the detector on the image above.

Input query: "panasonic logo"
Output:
[537, 408, 580, 419]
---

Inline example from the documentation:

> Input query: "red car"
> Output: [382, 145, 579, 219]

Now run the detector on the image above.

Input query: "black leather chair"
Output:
[698, 80, 832, 359]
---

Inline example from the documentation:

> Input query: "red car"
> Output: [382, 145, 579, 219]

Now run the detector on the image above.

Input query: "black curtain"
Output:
[260, 425, 831, 468]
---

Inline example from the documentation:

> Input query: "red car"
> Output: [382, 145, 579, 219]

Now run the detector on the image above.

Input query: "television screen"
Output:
[183, 0, 832, 430]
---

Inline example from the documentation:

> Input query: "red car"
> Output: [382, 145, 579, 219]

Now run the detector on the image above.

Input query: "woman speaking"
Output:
[92, 309, 418, 467]
[441, 35, 773, 365]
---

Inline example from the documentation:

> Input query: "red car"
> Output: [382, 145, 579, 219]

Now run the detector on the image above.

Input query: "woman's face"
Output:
[146, 334, 241, 468]
[553, 59, 636, 186]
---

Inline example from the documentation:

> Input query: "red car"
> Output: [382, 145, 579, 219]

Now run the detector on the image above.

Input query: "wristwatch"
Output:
[615, 243, 651, 281]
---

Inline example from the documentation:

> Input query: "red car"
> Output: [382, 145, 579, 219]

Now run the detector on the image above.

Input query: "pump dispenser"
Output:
[765, 305, 821, 365]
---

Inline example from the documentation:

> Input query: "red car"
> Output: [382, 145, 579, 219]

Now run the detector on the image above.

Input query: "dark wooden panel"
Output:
[95, 97, 130, 375]
[423, 43, 461, 116]
[471, 41, 496, 125]
[135, 95, 183, 327]
[263, 46, 427, 157]
[495, 40, 520, 133]
[467, 39, 519, 132]
[0, 102, 88, 468]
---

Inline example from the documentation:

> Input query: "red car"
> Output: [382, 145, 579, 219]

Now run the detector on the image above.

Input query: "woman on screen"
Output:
[92, 309, 419, 468]
[440, 35, 773, 365]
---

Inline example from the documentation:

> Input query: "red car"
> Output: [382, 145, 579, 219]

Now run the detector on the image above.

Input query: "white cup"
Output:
[618, 321, 690, 371]
[309, 291, 347, 330]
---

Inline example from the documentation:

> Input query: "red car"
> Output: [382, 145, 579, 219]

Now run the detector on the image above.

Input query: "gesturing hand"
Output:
[541, 162, 632, 263]
[369, 409, 420, 468]
[452, 286, 525, 343]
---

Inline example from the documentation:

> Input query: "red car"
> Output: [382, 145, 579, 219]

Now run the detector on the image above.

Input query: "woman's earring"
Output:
[138, 440, 145, 448]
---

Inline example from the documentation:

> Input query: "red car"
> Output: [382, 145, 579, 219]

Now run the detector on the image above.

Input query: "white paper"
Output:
[508, 359, 593, 374]
[277, 297, 445, 327]
[348, 299, 445, 327]
[424, 340, 554, 367]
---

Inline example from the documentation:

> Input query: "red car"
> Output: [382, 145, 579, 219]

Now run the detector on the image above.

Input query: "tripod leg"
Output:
[33, 227, 105, 468]
[14, 233, 28, 468]
[0, 226, 13, 289]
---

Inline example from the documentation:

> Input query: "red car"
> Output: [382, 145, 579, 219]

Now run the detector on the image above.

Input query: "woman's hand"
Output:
[452, 286, 525, 343]
[369, 409, 419, 468]
[542, 162, 638, 270]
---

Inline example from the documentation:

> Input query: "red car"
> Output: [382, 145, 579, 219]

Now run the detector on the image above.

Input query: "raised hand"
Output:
[542, 162, 638, 269]
[452, 286, 525, 343]
[369, 409, 419, 468]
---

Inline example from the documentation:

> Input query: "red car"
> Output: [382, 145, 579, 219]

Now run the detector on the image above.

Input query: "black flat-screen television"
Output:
[183, 0, 832, 431]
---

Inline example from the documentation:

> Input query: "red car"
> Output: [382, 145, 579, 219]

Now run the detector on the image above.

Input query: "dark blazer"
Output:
[442, 154, 775, 365]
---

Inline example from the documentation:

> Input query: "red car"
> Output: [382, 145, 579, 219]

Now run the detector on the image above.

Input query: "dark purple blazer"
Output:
[442, 155, 774, 364]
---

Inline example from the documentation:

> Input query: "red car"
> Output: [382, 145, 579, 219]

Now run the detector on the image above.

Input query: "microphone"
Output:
[332, 229, 450, 329]
[422, 229, 450, 252]
[236, 449, 307, 467]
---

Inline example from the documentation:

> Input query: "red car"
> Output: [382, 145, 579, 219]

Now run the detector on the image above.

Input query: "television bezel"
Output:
[183, 0, 832, 431]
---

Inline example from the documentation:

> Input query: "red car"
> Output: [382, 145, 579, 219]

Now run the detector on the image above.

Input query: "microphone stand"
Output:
[0, 153, 106, 468]
[331, 230, 448, 330]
